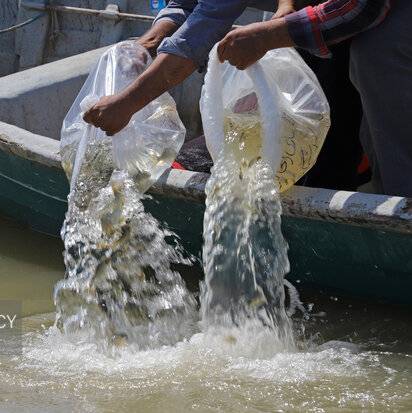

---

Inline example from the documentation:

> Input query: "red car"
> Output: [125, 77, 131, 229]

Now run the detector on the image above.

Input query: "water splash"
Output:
[55, 135, 197, 350]
[201, 152, 295, 349]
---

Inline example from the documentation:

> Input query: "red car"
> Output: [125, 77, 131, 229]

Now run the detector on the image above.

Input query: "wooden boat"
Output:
[1, 5, 411, 306]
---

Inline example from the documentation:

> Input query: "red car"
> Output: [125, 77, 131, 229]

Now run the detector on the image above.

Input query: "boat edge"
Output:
[1, 121, 412, 235]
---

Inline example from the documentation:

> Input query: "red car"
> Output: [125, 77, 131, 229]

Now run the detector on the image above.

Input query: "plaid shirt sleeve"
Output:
[285, 0, 392, 58]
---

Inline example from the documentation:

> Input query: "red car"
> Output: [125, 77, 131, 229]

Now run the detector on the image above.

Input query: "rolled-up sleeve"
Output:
[156, 0, 249, 69]
[154, 1, 197, 27]
[285, 0, 392, 58]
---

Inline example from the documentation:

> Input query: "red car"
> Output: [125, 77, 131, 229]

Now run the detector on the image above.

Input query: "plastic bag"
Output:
[200, 46, 330, 192]
[61, 41, 186, 190]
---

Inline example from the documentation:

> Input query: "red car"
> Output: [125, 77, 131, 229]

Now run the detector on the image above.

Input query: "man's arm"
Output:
[137, 20, 179, 57]
[285, 0, 392, 58]
[218, 0, 392, 69]
[139, 1, 198, 55]
[217, 18, 294, 69]
[85, 0, 248, 135]
[83, 53, 196, 136]
[84, 0, 199, 135]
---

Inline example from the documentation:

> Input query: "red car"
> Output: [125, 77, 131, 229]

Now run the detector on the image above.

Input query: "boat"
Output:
[1, 4, 412, 306]
[0, 0, 264, 76]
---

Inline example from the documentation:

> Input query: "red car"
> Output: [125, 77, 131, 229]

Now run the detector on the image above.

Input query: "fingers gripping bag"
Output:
[60, 40, 186, 194]
[200, 46, 330, 192]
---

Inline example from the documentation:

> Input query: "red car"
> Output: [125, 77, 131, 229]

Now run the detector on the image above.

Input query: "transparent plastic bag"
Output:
[61, 40, 186, 190]
[200, 46, 330, 192]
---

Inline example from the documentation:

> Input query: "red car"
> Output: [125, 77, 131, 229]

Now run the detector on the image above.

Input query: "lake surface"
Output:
[0, 216, 411, 412]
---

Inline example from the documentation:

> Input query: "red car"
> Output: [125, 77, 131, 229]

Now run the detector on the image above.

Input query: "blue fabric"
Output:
[154, 0, 276, 69]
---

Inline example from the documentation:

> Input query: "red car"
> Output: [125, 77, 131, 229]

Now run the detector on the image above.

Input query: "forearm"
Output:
[137, 20, 179, 57]
[143, 0, 197, 57]
[259, 18, 295, 50]
[119, 53, 197, 115]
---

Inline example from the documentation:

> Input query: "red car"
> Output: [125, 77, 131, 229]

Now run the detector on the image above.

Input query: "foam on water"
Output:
[2, 313, 410, 413]
[21, 322, 354, 377]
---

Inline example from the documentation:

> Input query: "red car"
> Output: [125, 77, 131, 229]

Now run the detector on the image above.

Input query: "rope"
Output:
[0, 12, 46, 34]
[0, 5, 241, 36]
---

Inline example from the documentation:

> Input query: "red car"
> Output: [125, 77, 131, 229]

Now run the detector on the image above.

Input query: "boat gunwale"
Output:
[1, 121, 412, 235]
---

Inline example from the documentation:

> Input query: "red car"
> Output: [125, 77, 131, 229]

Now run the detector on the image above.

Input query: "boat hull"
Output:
[1, 148, 411, 305]
[0, 46, 411, 306]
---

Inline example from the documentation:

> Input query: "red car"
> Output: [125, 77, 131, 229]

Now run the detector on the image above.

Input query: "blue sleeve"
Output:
[156, 0, 249, 69]
[154, 1, 198, 27]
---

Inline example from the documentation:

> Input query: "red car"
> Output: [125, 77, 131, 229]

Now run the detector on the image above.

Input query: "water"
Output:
[57, 133, 197, 349]
[202, 153, 294, 350]
[0, 218, 411, 412]
[0, 217, 63, 316]
[2, 106, 411, 410]
[57, 97, 297, 353]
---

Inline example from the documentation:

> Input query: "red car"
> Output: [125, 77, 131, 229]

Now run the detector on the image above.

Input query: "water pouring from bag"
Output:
[57, 41, 196, 349]
[199, 45, 330, 346]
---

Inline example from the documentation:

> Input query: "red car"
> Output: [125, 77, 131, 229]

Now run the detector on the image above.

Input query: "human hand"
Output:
[83, 94, 134, 136]
[217, 23, 270, 70]
[217, 19, 294, 70]
[273, 0, 295, 19]
[137, 20, 178, 57]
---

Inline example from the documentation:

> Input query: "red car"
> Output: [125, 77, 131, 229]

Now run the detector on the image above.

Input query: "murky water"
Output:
[0, 217, 63, 317]
[0, 216, 411, 412]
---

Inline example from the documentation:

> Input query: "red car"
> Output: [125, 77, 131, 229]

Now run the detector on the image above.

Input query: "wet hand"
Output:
[83, 95, 134, 136]
[217, 23, 270, 70]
